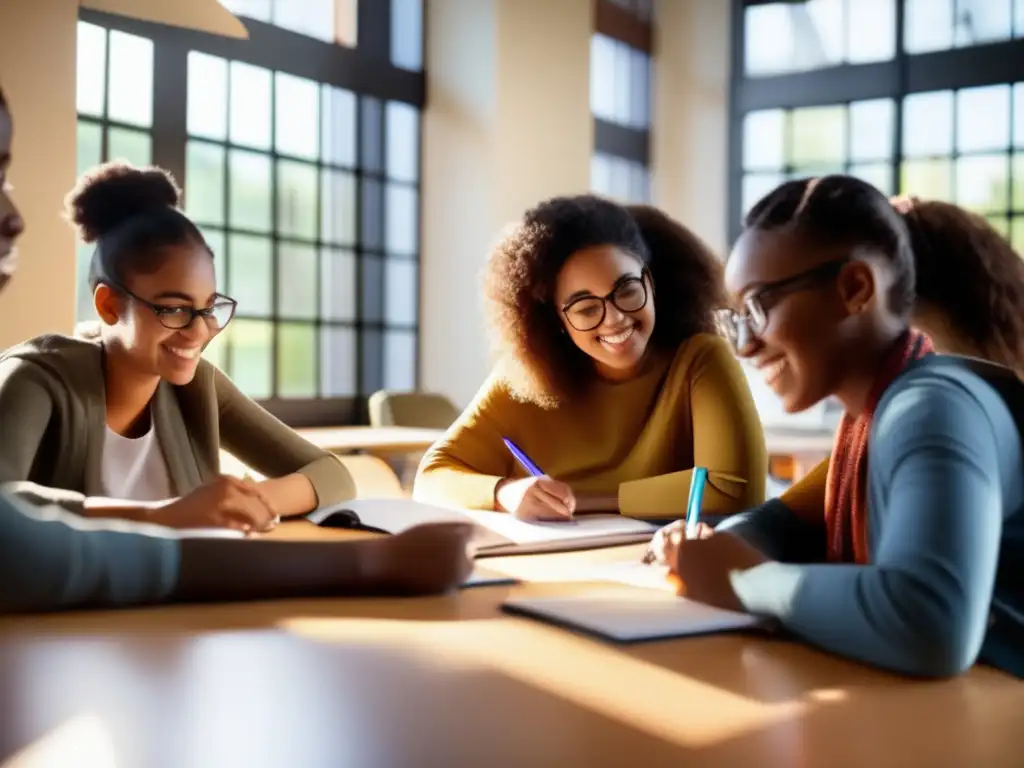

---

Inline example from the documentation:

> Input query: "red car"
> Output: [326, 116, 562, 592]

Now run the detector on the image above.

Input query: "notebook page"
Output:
[504, 589, 761, 642]
[459, 510, 659, 544]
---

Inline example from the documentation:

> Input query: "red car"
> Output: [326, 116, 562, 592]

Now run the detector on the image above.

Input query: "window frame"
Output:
[78, 4, 425, 428]
[728, 0, 1024, 244]
[592, 0, 652, 192]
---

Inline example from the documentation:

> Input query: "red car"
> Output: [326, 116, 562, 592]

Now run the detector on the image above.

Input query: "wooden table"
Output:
[3, 523, 1019, 768]
[296, 426, 444, 456]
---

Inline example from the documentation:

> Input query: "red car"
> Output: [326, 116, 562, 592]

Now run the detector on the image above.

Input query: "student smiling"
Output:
[0, 162, 355, 530]
[654, 176, 1023, 679]
[414, 195, 767, 521]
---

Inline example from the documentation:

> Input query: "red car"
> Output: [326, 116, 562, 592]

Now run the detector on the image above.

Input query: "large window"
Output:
[75, 0, 424, 426]
[731, 0, 1024, 248]
[590, 0, 652, 203]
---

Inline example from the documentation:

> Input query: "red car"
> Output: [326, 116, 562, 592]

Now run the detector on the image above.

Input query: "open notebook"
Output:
[307, 498, 660, 557]
[502, 588, 764, 643]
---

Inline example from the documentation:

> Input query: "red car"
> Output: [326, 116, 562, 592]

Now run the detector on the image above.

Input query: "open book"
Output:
[307, 498, 660, 557]
[503, 588, 764, 642]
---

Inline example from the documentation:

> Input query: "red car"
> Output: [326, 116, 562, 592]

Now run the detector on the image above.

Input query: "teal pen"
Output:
[685, 467, 708, 538]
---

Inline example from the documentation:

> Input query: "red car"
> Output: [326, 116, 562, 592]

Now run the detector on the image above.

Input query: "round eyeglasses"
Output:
[107, 281, 238, 331]
[561, 274, 649, 332]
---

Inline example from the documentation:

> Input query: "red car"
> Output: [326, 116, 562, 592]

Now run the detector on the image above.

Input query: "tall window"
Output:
[590, 0, 652, 203]
[731, 0, 1024, 246]
[75, 0, 424, 426]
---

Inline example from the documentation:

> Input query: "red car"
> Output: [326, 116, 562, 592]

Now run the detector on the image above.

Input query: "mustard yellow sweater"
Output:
[413, 334, 768, 519]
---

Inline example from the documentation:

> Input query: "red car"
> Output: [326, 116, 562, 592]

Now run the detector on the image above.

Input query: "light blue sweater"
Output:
[0, 491, 179, 612]
[720, 356, 1023, 679]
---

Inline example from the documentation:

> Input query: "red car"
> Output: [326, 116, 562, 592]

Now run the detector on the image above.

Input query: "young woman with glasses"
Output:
[414, 195, 768, 522]
[650, 175, 1022, 679]
[0, 161, 355, 532]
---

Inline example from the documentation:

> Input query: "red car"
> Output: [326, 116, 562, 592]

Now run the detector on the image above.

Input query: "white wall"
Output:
[421, 0, 593, 408]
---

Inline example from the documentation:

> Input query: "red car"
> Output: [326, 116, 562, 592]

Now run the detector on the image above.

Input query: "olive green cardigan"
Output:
[0, 331, 355, 513]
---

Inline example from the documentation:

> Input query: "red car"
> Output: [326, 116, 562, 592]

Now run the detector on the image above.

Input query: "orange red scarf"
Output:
[824, 330, 934, 564]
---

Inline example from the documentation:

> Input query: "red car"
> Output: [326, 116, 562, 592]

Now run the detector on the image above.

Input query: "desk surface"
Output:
[3, 523, 1019, 768]
[297, 425, 445, 453]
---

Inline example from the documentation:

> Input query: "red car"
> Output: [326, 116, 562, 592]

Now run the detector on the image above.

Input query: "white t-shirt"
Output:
[100, 421, 174, 502]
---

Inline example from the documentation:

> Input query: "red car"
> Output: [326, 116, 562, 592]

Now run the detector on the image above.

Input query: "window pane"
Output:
[900, 159, 953, 199]
[954, 0, 1012, 47]
[201, 228, 227, 293]
[107, 32, 154, 127]
[1017, 0, 1024, 35]
[903, 91, 954, 157]
[229, 150, 272, 232]
[187, 52, 228, 140]
[957, 85, 1011, 153]
[227, 319, 273, 399]
[229, 62, 272, 150]
[385, 259, 418, 325]
[742, 174, 784, 219]
[362, 178, 384, 250]
[628, 48, 650, 128]
[76, 121, 103, 178]
[107, 128, 152, 166]
[956, 154, 1009, 213]
[277, 160, 318, 240]
[219, 0, 272, 21]
[850, 163, 894, 194]
[76, 242, 95, 322]
[1012, 155, 1024, 210]
[591, 153, 613, 195]
[361, 97, 383, 172]
[628, 164, 651, 203]
[228, 234, 273, 315]
[849, 99, 894, 162]
[186, 141, 226, 226]
[386, 102, 419, 183]
[789, 106, 845, 167]
[986, 215, 1010, 238]
[848, 0, 896, 62]
[277, 243, 318, 320]
[391, 0, 424, 71]
[321, 86, 356, 167]
[386, 185, 418, 256]
[272, 0, 335, 42]
[361, 329, 383, 394]
[743, 110, 785, 171]
[1012, 218, 1024, 253]
[321, 248, 356, 321]
[277, 323, 318, 398]
[612, 40, 631, 125]
[362, 255, 384, 322]
[321, 170, 357, 245]
[275, 72, 319, 160]
[905, 0, 955, 52]
[590, 35, 616, 120]
[1015, 84, 1024, 148]
[744, 0, 843, 76]
[384, 329, 417, 391]
[76, 22, 106, 118]
[321, 326, 357, 396]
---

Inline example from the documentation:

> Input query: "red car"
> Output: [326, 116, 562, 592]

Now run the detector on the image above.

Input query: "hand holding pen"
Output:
[495, 438, 576, 522]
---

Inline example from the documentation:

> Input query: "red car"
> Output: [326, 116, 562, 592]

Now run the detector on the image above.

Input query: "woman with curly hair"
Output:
[414, 195, 768, 521]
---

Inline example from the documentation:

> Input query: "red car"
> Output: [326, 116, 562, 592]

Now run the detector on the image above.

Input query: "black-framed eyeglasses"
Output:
[105, 281, 238, 331]
[715, 258, 849, 352]
[560, 271, 650, 332]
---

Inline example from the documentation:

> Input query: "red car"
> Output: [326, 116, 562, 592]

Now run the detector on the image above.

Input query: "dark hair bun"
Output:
[65, 161, 182, 244]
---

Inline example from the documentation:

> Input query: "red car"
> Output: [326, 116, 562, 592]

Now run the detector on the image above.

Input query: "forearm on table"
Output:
[258, 473, 319, 517]
[174, 537, 366, 601]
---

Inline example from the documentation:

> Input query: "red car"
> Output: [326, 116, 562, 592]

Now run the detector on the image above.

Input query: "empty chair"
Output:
[368, 391, 460, 430]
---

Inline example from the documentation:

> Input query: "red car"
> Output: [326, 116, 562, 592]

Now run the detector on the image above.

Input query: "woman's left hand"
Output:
[665, 528, 769, 612]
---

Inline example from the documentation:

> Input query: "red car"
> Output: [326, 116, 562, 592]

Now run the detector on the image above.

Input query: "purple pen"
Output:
[502, 437, 544, 477]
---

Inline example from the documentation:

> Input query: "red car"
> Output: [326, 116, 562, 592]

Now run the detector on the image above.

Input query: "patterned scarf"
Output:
[824, 330, 934, 564]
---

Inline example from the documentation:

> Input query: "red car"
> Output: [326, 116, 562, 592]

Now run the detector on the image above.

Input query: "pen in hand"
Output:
[641, 467, 709, 565]
[500, 437, 574, 521]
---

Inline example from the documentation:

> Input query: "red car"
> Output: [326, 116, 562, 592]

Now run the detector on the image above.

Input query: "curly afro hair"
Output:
[482, 195, 727, 407]
[894, 196, 1024, 375]
[65, 161, 208, 290]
